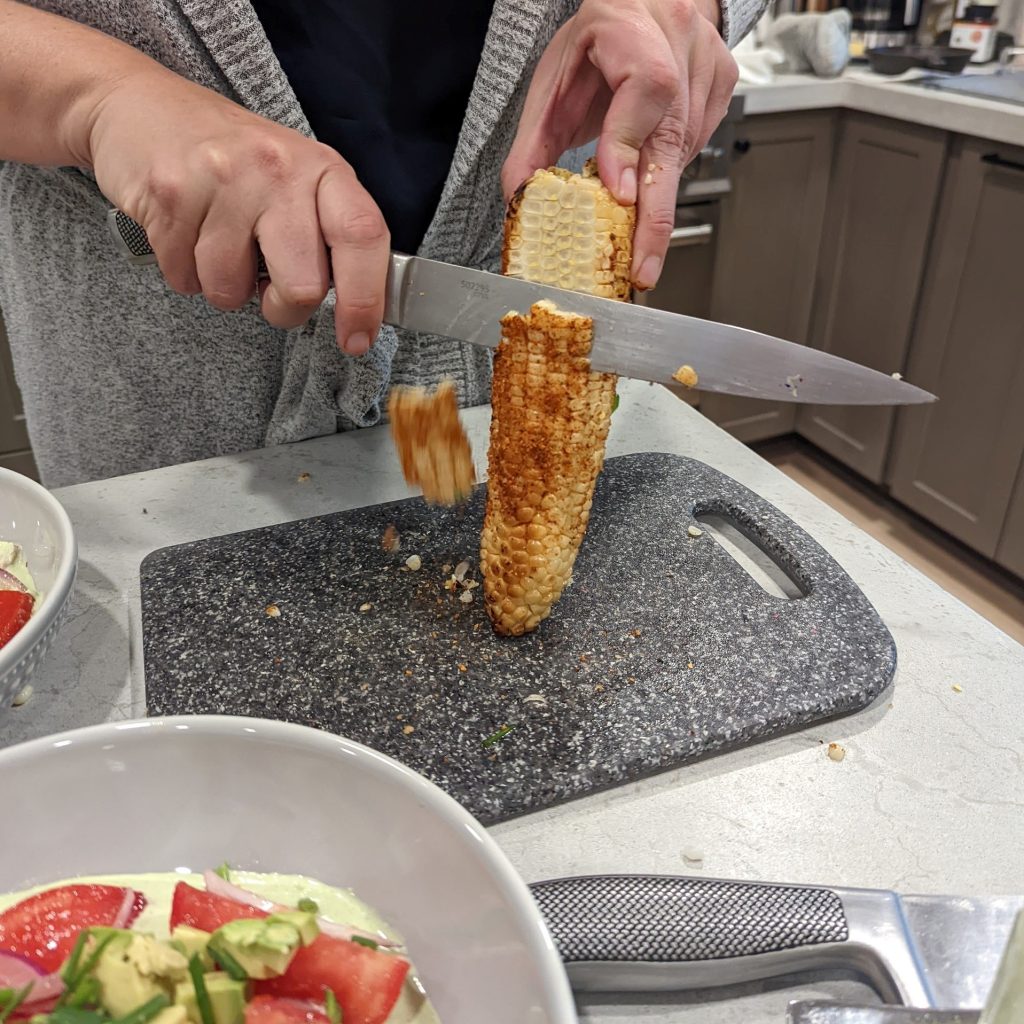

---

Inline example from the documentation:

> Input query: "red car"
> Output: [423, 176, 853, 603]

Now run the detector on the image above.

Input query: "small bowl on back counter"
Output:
[867, 46, 975, 75]
[0, 467, 77, 708]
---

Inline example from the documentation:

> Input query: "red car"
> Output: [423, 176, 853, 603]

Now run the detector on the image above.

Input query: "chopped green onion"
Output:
[58, 931, 119, 1008]
[188, 955, 214, 1024]
[60, 931, 91, 985]
[65, 976, 102, 1010]
[213, 863, 231, 882]
[296, 898, 319, 915]
[482, 723, 516, 747]
[350, 936, 378, 951]
[323, 989, 341, 1024]
[0, 984, 33, 1024]
[207, 942, 247, 982]
[611, 393, 620, 413]
[112, 994, 170, 1024]
[49, 1007, 106, 1024]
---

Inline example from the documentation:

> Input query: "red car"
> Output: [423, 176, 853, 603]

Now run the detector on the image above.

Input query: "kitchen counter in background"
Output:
[737, 66, 1024, 146]
[3, 380, 1023, 1024]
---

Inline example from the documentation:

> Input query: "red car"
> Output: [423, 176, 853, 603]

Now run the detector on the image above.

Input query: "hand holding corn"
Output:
[502, 0, 738, 291]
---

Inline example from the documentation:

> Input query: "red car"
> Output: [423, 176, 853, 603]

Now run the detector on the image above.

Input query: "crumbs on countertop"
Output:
[11, 684, 32, 708]
[405, 554, 422, 571]
[688, 525, 704, 538]
[265, 604, 281, 618]
[297, 472, 311, 483]
[827, 742, 846, 762]
[382, 525, 401, 552]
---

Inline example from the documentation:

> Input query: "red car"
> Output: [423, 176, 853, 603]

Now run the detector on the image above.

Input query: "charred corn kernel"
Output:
[482, 161, 635, 637]
[388, 379, 475, 506]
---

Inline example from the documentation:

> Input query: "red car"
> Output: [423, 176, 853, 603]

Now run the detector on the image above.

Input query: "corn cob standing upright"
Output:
[481, 161, 635, 637]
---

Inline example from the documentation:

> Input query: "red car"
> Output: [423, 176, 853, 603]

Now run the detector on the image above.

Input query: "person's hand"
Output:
[502, 0, 738, 291]
[88, 69, 388, 355]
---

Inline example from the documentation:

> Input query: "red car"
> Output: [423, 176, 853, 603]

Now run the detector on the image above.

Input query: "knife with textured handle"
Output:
[107, 209, 936, 406]
[528, 874, 1022, 1010]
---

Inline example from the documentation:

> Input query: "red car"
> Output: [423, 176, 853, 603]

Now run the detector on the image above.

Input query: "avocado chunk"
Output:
[93, 933, 188, 1017]
[175, 974, 247, 1024]
[151, 1007, 189, 1024]
[209, 912, 318, 980]
[171, 927, 214, 970]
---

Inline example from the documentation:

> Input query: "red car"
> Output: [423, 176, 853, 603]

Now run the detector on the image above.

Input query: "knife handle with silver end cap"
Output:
[529, 874, 935, 1007]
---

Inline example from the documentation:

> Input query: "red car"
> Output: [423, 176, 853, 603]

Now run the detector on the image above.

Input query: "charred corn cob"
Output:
[481, 162, 635, 636]
[389, 380, 475, 506]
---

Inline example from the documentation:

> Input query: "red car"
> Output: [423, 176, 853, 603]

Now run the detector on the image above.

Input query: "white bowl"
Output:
[0, 716, 577, 1024]
[0, 466, 77, 705]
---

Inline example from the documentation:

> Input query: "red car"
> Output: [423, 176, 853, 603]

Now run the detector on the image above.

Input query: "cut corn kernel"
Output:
[388, 379, 475, 506]
[481, 161, 635, 637]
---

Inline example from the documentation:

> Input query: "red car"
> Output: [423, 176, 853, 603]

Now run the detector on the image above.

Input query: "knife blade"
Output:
[786, 1000, 980, 1024]
[107, 210, 935, 406]
[528, 875, 1022, 1009]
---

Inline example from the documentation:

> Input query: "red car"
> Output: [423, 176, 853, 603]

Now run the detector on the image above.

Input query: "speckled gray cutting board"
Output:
[141, 453, 896, 824]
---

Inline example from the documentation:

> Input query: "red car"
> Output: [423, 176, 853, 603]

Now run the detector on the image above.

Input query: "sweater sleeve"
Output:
[719, 0, 770, 48]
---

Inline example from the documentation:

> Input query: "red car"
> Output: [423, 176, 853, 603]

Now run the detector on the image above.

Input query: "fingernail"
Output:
[344, 332, 370, 357]
[635, 255, 662, 290]
[618, 167, 637, 204]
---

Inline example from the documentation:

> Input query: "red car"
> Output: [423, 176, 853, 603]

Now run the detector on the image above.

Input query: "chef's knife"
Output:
[786, 1000, 979, 1023]
[106, 209, 935, 407]
[528, 874, 1022, 1010]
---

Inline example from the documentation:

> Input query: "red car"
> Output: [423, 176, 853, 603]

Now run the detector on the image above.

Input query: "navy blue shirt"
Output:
[251, 2, 495, 254]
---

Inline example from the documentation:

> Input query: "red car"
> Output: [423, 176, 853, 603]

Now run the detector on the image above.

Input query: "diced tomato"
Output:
[171, 883, 407, 1024]
[0, 591, 33, 648]
[0, 885, 144, 973]
[245, 996, 329, 1024]
[170, 882, 266, 932]
[255, 936, 408, 1024]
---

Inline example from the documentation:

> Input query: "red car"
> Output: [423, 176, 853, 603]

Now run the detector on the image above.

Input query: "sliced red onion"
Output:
[111, 887, 140, 929]
[20, 973, 65, 1003]
[0, 568, 27, 594]
[0, 951, 43, 987]
[202, 871, 399, 949]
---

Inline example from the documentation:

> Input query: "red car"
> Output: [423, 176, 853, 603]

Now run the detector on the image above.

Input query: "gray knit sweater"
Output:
[0, 0, 764, 487]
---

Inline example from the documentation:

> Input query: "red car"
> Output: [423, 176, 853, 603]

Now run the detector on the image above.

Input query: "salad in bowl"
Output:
[0, 867, 434, 1024]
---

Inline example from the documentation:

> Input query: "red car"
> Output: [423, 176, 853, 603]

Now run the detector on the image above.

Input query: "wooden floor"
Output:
[757, 437, 1024, 645]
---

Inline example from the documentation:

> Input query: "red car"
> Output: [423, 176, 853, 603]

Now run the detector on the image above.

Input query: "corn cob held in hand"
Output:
[481, 162, 635, 636]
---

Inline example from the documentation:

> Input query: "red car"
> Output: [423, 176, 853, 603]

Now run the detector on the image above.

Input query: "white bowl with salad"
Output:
[0, 716, 578, 1024]
[0, 466, 77, 707]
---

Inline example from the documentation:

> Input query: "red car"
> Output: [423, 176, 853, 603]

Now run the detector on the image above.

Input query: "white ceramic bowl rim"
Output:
[0, 714, 578, 1023]
[0, 467, 77, 674]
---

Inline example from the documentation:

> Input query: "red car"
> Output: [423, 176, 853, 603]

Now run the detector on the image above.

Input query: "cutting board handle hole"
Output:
[694, 509, 809, 601]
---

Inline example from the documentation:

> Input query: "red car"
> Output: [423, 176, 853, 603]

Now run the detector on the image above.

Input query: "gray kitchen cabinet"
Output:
[702, 110, 836, 442]
[889, 136, 1024, 557]
[0, 311, 38, 480]
[996, 459, 1024, 578]
[796, 115, 948, 483]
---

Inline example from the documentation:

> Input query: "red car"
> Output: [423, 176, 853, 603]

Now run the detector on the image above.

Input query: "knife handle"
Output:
[530, 874, 934, 1007]
[108, 209, 271, 277]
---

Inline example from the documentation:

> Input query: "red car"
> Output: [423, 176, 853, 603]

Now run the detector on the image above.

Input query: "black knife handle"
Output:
[530, 874, 849, 965]
[108, 208, 271, 277]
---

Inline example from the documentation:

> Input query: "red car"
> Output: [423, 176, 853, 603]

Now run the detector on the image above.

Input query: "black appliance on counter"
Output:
[848, 0, 924, 54]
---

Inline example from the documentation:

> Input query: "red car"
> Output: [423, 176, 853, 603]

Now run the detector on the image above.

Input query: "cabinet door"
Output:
[997, 458, 1024, 579]
[796, 115, 947, 483]
[702, 111, 835, 442]
[889, 137, 1024, 557]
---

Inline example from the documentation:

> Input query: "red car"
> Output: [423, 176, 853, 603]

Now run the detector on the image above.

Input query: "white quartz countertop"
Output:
[737, 65, 1024, 147]
[3, 379, 1023, 1023]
